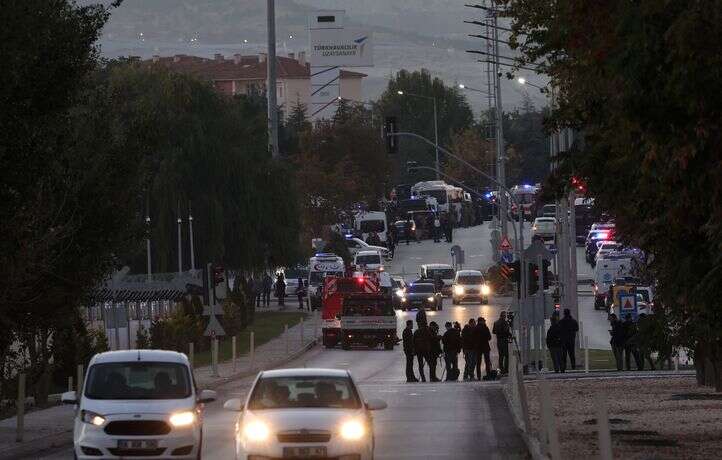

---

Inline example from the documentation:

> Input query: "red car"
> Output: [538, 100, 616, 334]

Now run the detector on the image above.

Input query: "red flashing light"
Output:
[356, 276, 365, 284]
[554, 303, 561, 310]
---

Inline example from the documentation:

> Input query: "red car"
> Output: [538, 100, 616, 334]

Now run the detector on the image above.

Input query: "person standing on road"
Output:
[415, 307, 427, 328]
[462, 319, 478, 380]
[275, 272, 286, 307]
[558, 308, 579, 371]
[442, 321, 461, 381]
[433, 214, 441, 243]
[403, 320, 418, 382]
[413, 321, 432, 382]
[262, 273, 273, 307]
[546, 316, 564, 373]
[428, 321, 442, 382]
[623, 313, 643, 370]
[608, 313, 626, 371]
[493, 312, 511, 374]
[475, 317, 492, 379]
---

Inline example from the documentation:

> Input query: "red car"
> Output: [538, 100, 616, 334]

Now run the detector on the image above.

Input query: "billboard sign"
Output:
[310, 28, 373, 67]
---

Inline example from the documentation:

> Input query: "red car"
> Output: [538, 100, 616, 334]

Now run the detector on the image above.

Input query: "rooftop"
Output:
[90, 349, 189, 365]
[260, 368, 351, 379]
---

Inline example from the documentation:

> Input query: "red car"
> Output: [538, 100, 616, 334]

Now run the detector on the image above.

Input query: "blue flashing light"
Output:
[523, 184, 531, 189]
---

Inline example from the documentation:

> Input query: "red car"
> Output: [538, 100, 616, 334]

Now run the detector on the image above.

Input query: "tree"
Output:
[445, 127, 495, 188]
[375, 69, 475, 184]
[500, 0, 722, 389]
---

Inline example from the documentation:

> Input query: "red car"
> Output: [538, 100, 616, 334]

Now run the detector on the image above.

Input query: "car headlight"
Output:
[81, 410, 106, 426]
[243, 420, 270, 442]
[401, 297, 407, 303]
[453, 285, 464, 296]
[340, 420, 366, 441]
[481, 284, 491, 296]
[169, 411, 196, 427]
[427, 296, 435, 302]
[379, 266, 385, 271]
[395, 289, 405, 297]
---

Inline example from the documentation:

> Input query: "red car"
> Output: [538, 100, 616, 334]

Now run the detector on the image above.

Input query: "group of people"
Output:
[402, 311, 513, 382]
[432, 213, 454, 243]
[240, 273, 285, 308]
[609, 312, 668, 371]
[545, 308, 580, 373]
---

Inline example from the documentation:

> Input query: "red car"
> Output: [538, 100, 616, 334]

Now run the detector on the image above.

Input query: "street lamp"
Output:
[396, 90, 440, 180]
[516, 77, 544, 91]
[458, 83, 490, 95]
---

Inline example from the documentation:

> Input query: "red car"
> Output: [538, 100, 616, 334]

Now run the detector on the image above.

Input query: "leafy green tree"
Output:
[375, 69, 475, 184]
[500, 0, 722, 389]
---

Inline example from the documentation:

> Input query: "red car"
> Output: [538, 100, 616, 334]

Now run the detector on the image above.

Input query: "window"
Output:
[457, 276, 483, 284]
[428, 268, 455, 279]
[248, 376, 361, 410]
[356, 254, 381, 265]
[85, 362, 191, 400]
[408, 283, 434, 293]
[359, 220, 385, 233]
[343, 299, 393, 316]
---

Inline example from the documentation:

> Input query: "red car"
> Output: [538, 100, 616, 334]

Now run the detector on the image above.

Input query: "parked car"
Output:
[344, 236, 390, 259]
[419, 264, 455, 296]
[63, 350, 216, 460]
[594, 241, 621, 265]
[399, 281, 443, 311]
[452, 270, 491, 305]
[274, 267, 309, 297]
[354, 250, 385, 272]
[537, 204, 557, 218]
[531, 217, 556, 240]
[224, 368, 386, 460]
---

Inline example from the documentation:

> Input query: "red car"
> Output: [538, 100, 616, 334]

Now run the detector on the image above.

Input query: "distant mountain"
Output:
[90, 0, 547, 112]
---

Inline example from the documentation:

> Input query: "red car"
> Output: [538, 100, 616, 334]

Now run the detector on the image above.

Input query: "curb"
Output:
[4, 339, 319, 459]
[501, 384, 545, 460]
[202, 339, 319, 390]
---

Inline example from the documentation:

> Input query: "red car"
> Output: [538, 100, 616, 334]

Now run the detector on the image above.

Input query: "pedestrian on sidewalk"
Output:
[296, 277, 306, 310]
[475, 317, 492, 379]
[546, 316, 564, 373]
[608, 313, 625, 371]
[623, 313, 643, 370]
[559, 308, 579, 371]
[275, 272, 286, 307]
[433, 214, 441, 242]
[428, 321, 442, 382]
[403, 320, 418, 382]
[493, 312, 511, 374]
[262, 273, 273, 307]
[413, 321, 432, 382]
[636, 313, 657, 370]
[442, 321, 461, 381]
[462, 318, 477, 380]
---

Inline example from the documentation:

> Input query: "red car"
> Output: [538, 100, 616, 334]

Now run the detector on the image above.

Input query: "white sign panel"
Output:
[310, 28, 373, 67]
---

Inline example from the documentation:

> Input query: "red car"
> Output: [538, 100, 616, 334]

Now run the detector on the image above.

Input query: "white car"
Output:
[62, 350, 216, 459]
[452, 270, 491, 305]
[532, 217, 556, 240]
[595, 241, 621, 263]
[224, 368, 386, 460]
[344, 237, 390, 259]
[354, 250, 385, 272]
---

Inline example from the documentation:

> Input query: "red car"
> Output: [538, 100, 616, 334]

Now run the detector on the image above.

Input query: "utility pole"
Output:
[433, 97, 440, 180]
[492, 13, 508, 241]
[177, 202, 182, 274]
[267, 0, 279, 158]
[145, 215, 152, 282]
[188, 202, 195, 270]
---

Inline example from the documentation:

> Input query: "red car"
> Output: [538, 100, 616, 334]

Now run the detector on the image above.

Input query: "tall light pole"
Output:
[492, 13, 508, 242]
[188, 204, 195, 270]
[177, 214, 183, 275]
[397, 90, 440, 180]
[145, 215, 151, 282]
[267, 0, 279, 158]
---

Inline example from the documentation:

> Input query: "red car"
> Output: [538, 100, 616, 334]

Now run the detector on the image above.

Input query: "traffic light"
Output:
[384, 116, 398, 154]
[571, 176, 587, 194]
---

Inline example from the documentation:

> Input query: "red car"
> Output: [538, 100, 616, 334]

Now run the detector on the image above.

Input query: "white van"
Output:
[593, 255, 632, 305]
[354, 211, 388, 243]
[62, 350, 216, 459]
[354, 250, 384, 272]
[452, 270, 491, 304]
[308, 253, 345, 309]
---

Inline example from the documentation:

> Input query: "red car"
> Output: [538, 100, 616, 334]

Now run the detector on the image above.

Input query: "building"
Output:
[144, 52, 366, 118]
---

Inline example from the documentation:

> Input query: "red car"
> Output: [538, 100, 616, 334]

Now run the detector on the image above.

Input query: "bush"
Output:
[150, 311, 203, 353]
[51, 309, 109, 390]
[135, 325, 150, 349]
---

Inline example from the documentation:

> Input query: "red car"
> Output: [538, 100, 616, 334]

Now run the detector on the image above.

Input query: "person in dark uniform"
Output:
[275, 272, 286, 307]
[462, 318, 477, 380]
[622, 313, 642, 370]
[296, 277, 306, 310]
[442, 321, 461, 381]
[428, 322, 442, 382]
[402, 320, 417, 382]
[262, 273, 273, 307]
[415, 307, 427, 328]
[475, 317, 492, 380]
[413, 321, 432, 382]
[558, 308, 579, 371]
[546, 315, 564, 373]
[492, 311, 511, 374]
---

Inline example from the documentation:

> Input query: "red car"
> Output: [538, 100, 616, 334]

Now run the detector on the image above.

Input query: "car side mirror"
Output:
[61, 391, 77, 405]
[197, 389, 217, 404]
[365, 399, 387, 411]
[223, 398, 244, 411]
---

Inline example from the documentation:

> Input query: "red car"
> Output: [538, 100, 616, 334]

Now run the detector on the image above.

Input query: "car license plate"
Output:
[117, 439, 158, 449]
[283, 446, 327, 458]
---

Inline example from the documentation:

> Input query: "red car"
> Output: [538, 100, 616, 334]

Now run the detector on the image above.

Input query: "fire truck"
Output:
[321, 272, 398, 350]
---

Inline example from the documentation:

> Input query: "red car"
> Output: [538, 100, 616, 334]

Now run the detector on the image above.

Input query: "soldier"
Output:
[492, 311, 511, 374]
[403, 320, 417, 383]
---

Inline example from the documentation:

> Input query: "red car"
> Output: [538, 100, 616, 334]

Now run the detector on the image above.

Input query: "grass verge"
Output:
[194, 311, 308, 368]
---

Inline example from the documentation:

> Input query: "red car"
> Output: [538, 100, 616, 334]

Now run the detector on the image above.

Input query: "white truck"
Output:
[593, 254, 633, 309]
[307, 253, 345, 310]
[354, 211, 388, 243]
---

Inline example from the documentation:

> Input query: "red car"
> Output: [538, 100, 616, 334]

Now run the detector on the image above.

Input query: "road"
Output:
[41, 224, 528, 459]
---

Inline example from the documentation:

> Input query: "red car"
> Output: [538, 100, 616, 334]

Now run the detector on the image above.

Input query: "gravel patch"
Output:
[525, 376, 722, 459]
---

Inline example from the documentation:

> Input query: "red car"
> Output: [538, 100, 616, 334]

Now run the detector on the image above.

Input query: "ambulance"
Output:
[307, 253, 345, 310]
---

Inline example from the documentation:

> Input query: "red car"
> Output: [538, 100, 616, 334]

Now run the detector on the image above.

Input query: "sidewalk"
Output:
[0, 312, 321, 459]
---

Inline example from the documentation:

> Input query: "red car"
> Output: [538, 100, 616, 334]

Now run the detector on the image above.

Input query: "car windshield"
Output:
[85, 362, 191, 400]
[343, 298, 394, 316]
[408, 283, 434, 293]
[457, 275, 483, 284]
[421, 189, 447, 204]
[536, 218, 555, 223]
[247, 376, 361, 410]
[637, 290, 650, 302]
[356, 254, 381, 265]
[359, 220, 385, 233]
[428, 268, 455, 279]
